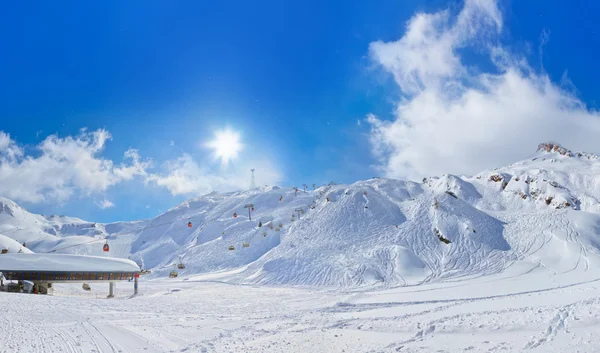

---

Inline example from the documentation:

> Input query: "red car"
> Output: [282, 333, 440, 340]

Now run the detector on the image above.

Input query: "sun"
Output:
[206, 128, 243, 164]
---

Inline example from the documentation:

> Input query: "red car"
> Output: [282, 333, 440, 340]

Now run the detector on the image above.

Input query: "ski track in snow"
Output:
[2, 268, 600, 353]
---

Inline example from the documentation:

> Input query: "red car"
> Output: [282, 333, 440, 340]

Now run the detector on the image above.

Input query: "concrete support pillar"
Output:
[108, 282, 115, 298]
[134, 276, 138, 295]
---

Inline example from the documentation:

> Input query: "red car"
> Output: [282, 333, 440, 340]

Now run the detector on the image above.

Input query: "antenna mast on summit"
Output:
[250, 169, 256, 189]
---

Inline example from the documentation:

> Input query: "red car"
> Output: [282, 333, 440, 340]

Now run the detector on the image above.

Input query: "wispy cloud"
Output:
[147, 154, 283, 196]
[97, 199, 115, 209]
[366, 0, 600, 181]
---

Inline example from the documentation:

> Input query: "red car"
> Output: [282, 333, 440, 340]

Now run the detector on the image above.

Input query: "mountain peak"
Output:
[537, 142, 573, 156]
[0, 196, 22, 217]
[536, 142, 599, 161]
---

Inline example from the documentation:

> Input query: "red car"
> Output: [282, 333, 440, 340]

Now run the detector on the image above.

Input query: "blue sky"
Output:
[1, 0, 600, 222]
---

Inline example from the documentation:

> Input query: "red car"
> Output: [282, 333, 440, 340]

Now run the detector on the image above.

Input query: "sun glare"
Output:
[206, 128, 243, 164]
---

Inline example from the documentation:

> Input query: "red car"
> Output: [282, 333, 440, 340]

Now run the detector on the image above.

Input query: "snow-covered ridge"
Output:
[1, 143, 600, 289]
[537, 141, 599, 160]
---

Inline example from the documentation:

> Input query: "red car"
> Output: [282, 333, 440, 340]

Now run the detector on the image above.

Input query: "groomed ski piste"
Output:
[2, 143, 600, 352]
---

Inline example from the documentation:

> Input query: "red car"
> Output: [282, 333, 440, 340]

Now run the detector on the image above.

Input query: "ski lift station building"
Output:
[0, 253, 141, 296]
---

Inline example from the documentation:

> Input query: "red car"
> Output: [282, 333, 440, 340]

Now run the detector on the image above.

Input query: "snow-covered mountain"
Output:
[2, 142, 600, 289]
[0, 196, 148, 257]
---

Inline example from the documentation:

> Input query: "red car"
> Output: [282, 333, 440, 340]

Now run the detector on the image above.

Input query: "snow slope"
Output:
[2, 142, 600, 290]
[0, 234, 32, 254]
[3, 142, 600, 353]
[0, 196, 148, 259]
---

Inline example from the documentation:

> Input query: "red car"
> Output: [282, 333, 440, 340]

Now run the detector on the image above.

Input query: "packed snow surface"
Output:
[0, 253, 140, 273]
[2, 268, 600, 352]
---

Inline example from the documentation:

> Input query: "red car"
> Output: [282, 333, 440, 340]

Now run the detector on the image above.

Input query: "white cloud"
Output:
[0, 129, 151, 204]
[366, 0, 600, 181]
[0, 127, 284, 205]
[0, 132, 23, 161]
[0, 132, 12, 151]
[147, 153, 283, 196]
[97, 199, 115, 209]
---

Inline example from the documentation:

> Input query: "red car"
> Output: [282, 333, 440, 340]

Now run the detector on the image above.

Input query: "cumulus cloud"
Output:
[0, 129, 151, 204]
[97, 199, 115, 209]
[366, 0, 600, 181]
[147, 153, 283, 196]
